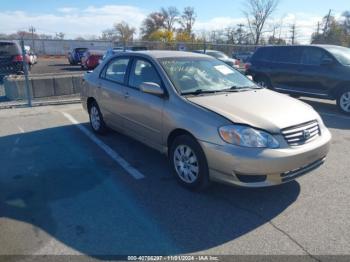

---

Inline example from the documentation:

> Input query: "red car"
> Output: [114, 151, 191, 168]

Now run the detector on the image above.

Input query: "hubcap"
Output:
[173, 145, 199, 184]
[340, 91, 350, 112]
[257, 80, 267, 88]
[90, 106, 101, 130]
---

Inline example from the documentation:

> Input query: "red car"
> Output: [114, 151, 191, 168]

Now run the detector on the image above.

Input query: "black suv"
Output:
[0, 41, 27, 77]
[246, 45, 350, 114]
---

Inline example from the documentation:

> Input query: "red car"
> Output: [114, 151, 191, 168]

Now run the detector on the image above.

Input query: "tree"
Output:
[100, 29, 117, 41]
[175, 31, 192, 42]
[140, 12, 166, 39]
[179, 7, 196, 35]
[311, 14, 349, 46]
[148, 30, 174, 42]
[243, 0, 280, 45]
[114, 21, 136, 45]
[161, 7, 179, 32]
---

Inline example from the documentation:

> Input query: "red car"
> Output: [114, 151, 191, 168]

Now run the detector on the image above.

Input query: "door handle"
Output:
[124, 92, 129, 99]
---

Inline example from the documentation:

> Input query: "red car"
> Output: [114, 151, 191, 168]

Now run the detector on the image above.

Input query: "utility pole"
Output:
[290, 24, 296, 45]
[237, 23, 244, 44]
[29, 26, 36, 51]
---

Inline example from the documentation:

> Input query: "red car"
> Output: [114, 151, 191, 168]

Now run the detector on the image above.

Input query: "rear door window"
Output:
[272, 47, 302, 64]
[102, 57, 130, 84]
[301, 47, 331, 65]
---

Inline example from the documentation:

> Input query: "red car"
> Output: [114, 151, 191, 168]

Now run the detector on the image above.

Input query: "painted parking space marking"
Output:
[62, 112, 145, 180]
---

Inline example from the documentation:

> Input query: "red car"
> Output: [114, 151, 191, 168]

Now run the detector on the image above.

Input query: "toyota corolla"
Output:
[81, 51, 331, 190]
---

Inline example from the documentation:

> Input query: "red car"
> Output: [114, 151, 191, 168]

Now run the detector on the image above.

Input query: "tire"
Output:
[336, 87, 350, 115]
[254, 75, 273, 89]
[169, 135, 210, 191]
[89, 101, 107, 134]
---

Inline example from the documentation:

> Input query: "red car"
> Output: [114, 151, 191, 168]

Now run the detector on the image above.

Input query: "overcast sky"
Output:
[0, 0, 347, 43]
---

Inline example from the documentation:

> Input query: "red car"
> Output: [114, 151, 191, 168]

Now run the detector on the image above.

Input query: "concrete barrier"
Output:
[4, 74, 83, 100]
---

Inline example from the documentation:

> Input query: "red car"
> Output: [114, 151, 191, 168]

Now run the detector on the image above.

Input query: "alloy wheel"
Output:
[90, 106, 101, 131]
[173, 144, 199, 184]
[340, 91, 350, 113]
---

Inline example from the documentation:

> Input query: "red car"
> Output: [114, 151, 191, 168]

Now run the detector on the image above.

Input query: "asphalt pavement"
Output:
[0, 100, 349, 260]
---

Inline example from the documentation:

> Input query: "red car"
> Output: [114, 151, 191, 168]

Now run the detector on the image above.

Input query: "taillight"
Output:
[13, 55, 23, 62]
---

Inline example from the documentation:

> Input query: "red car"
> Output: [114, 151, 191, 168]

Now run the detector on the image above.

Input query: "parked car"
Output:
[246, 45, 350, 114]
[194, 50, 240, 69]
[81, 50, 104, 70]
[0, 40, 30, 75]
[232, 51, 254, 63]
[67, 47, 88, 65]
[100, 46, 148, 63]
[81, 51, 331, 190]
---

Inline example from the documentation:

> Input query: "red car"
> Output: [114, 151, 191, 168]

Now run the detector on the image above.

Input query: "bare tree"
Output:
[161, 7, 179, 32]
[243, 0, 280, 45]
[140, 12, 166, 39]
[114, 21, 136, 45]
[179, 7, 196, 35]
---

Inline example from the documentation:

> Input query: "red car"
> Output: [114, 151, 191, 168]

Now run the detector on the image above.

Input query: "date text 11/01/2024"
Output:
[127, 256, 219, 261]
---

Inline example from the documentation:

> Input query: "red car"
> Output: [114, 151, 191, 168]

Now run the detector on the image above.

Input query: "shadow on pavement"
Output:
[0, 124, 300, 256]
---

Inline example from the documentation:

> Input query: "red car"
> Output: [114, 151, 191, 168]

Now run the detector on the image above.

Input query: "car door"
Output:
[294, 46, 336, 95]
[98, 56, 131, 132]
[120, 57, 165, 150]
[269, 46, 303, 91]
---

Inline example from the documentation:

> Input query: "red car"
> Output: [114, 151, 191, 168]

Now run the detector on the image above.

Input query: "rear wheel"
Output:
[254, 75, 272, 89]
[89, 101, 107, 134]
[337, 88, 350, 115]
[169, 135, 210, 191]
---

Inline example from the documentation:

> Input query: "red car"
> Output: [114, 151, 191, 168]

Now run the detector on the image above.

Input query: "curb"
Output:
[0, 98, 81, 109]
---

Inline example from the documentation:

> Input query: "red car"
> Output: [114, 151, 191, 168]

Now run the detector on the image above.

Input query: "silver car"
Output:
[81, 51, 331, 190]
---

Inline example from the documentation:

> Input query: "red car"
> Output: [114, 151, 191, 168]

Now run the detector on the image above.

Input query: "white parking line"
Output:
[62, 112, 145, 180]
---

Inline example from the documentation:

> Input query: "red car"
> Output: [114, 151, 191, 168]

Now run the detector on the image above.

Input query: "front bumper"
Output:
[199, 128, 331, 187]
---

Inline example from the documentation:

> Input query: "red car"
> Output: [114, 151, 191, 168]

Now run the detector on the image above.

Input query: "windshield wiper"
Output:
[224, 85, 261, 92]
[181, 89, 219, 95]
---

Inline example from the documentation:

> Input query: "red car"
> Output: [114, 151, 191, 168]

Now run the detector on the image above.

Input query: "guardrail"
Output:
[4, 74, 83, 100]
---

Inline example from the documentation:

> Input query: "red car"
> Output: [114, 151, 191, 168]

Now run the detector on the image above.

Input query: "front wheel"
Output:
[169, 135, 210, 191]
[89, 101, 107, 134]
[254, 75, 272, 89]
[337, 88, 350, 115]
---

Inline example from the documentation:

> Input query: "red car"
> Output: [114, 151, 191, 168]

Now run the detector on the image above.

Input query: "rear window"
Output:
[0, 42, 20, 56]
[76, 48, 87, 53]
[251, 47, 272, 62]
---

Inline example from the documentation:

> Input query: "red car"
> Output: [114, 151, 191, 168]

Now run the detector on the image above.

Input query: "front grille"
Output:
[281, 158, 325, 182]
[281, 120, 320, 146]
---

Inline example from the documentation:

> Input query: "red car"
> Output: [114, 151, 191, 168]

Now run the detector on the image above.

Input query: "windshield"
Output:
[325, 46, 350, 65]
[206, 51, 228, 59]
[159, 57, 257, 94]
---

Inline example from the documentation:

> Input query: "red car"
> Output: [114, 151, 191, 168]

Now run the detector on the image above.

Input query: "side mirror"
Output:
[140, 82, 164, 96]
[321, 58, 333, 66]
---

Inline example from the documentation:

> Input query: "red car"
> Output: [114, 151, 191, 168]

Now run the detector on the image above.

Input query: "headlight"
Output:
[219, 125, 280, 148]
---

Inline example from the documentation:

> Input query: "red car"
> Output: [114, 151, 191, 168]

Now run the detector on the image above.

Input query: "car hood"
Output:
[186, 89, 320, 133]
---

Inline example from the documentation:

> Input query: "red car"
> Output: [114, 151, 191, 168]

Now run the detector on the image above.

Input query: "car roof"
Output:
[134, 50, 212, 59]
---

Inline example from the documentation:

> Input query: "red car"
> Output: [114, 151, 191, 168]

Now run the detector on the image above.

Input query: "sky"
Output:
[0, 0, 347, 43]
